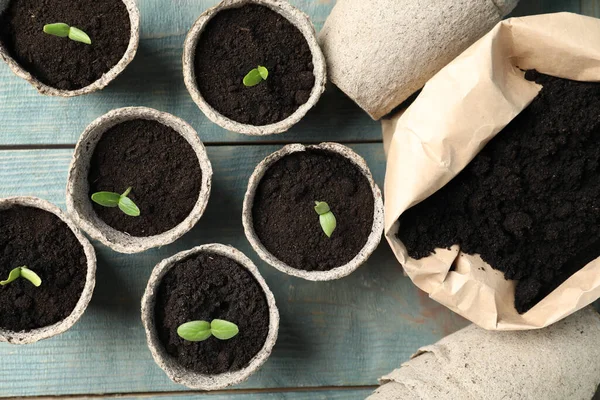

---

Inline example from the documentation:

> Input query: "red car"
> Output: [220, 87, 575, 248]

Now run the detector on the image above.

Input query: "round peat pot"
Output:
[182, 0, 326, 136]
[0, 197, 96, 345]
[141, 243, 279, 390]
[66, 107, 213, 254]
[243, 143, 384, 280]
[0, 0, 139, 96]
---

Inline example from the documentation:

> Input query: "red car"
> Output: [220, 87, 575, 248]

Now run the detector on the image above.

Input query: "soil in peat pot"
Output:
[0, 207, 87, 332]
[154, 252, 270, 374]
[0, 0, 130, 90]
[252, 149, 375, 272]
[397, 71, 600, 314]
[88, 119, 202, 237]
[194, 4, 315, 126]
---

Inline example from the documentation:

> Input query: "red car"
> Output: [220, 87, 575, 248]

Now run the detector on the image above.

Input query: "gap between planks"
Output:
[0, 139, 383, 151]
[1, 385, 379, 399]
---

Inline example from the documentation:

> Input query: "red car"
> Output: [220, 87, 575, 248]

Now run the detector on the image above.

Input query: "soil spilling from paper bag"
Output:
[252, 149, 374, 271]
[398, 71, 600, 314]
[154, 252, 270, 374]
[88, 119, 202, 237]
[0, 206, 87, 331]
[0, 0, 131, 90]
[194, 4, 315, 126]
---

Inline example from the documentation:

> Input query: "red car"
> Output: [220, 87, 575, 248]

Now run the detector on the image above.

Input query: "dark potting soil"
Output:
[397, 71, 600, 314]
[0, 206, 87, 332]
[0, 0, 130, 90]
[194, 4, 315, 126]
[88, 119, 202, 237]
[154, 252, 270, 374]
[252, 149, 375, 271]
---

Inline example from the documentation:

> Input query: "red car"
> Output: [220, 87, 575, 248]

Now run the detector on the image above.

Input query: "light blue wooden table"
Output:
[0, 1, 596, 399]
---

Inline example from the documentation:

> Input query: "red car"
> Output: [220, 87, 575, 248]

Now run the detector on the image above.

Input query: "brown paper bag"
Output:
[384, 13, 600, 330]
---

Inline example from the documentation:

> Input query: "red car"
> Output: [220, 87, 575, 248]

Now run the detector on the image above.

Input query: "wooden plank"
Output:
[581, 0, 600, 17]
[510, 0, 581, 16]
[48, 388, 375, 399]
[0, 0, 592, 147]
[0, 146, 468, 397]
[0, 0, 594, 397]
[0, 0, 381, 146]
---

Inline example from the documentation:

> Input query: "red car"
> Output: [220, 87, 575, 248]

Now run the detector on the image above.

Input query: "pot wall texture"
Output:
[318, 0, 519, 119]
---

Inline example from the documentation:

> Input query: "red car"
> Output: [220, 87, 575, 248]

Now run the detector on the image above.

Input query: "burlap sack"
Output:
[384, 13, 600, 330]
[368, 307, 600, 400]
[318, 0, 519, 120]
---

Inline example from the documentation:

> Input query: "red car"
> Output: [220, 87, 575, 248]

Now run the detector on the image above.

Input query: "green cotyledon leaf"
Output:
[243, 66, 269, 87]
[177, 320, 212, 341]
[210, 319, 239, 340]
[91, 192, 121, 207]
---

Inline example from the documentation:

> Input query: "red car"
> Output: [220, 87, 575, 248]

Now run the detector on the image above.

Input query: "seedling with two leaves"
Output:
[0, 266, 42, 287]
[177, 319, 239, 342]
[91, 187, 141, 217]
[314, 201, 337, 238]
[243, 66, 269, 87]
[43, 23, 92, 45]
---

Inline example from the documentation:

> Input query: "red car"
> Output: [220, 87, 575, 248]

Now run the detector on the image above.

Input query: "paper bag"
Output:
[384, 13, 600, 330]
[367, 307, 600, 400]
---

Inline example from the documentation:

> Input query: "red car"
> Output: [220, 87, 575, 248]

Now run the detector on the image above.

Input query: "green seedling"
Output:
[243, 65, 269, 87]
[0, 266, 42, 287]
[177, 319, 239, 342]
[91, 187, 140, 217]
[43, 23, 92, 45]
[314, 201, 337, 238]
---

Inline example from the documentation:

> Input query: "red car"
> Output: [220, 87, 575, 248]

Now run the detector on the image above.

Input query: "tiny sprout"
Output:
[43, 23, 92, 45]
[91, 187, 140, 217]
[0, 267, 42, 287]
[177, 319, 239, 342]
[243, 65, 269, 87]
[314, 201, 337, 238]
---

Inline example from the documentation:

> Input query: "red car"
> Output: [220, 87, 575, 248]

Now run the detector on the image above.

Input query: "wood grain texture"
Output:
[0, 0, 595, 398]
[0, 0, 593, 146]
[24, 388, 375, 400]
[0, 146, 468, 397]
[510, 0, 581, 16]
[581, 0, 600, 16]
[0, 0, 380, 146]
[102, 388, 375, 399]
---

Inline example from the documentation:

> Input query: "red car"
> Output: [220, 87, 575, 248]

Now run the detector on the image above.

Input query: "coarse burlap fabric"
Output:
[368, 307, 600, 400]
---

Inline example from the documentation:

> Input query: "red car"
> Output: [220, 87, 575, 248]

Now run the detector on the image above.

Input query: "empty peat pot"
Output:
[141, 243, 279, 390]
[243, 143, 384, 280]
[0, 197, 96, 345]
[183, 0, 326, 135]
[0, 0, 139, 96]
[66, 107, 212, 254]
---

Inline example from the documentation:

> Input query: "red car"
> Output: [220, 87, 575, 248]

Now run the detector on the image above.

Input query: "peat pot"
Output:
[183, 0, 326, 135]
[243, 143, 384, 280]
[141, 243, 279, 390]
[66, 107, 212, 254]
[0, 0, 140, 96]
[0, 197, 96, 344]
